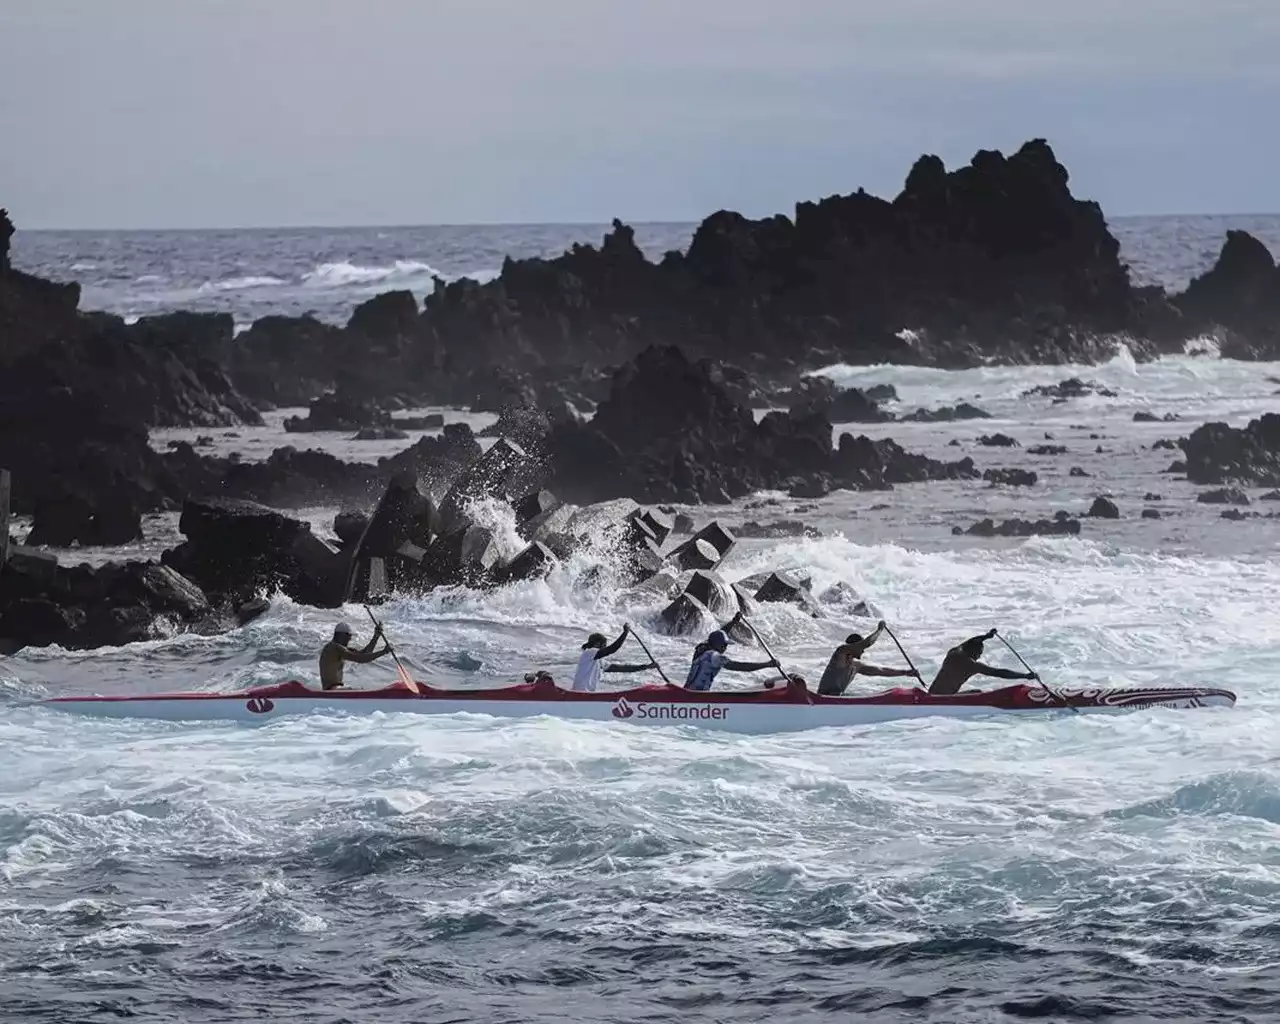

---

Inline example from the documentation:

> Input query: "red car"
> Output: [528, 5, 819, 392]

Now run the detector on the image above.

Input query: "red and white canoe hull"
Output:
[44, 680, 1236, 733]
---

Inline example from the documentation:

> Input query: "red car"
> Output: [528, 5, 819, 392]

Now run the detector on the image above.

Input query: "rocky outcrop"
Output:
[544, 346, 976, 504]
[901, 403, 991, 422]
[228, 315, 346, 407]
[1183, 415, 1280, 487]
[1022, 377, 1117, 401]
[164, 443, 383, 509]
[284, 389, 393, 433]
[0, 386, 183, 518]
[1196, 487, 1250, 506]
[983, 468, 1037, 487]
[0, 210, 264, 526]
[0, 545, 218, 654]
[1087, 496, 1120, 519]
[415, 140, 1154, 380]
[162, 498, 349, 608]
[957, 512, 1081, 537]
[1174, 231, 1280, 359]
[784, 377, 892, 423]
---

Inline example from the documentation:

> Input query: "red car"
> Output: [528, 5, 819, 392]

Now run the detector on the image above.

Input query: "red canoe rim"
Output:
[48, 679, 1238, 708]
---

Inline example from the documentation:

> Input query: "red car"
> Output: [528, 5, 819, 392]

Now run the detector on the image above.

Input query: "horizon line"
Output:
[13, 211, 1280, 234]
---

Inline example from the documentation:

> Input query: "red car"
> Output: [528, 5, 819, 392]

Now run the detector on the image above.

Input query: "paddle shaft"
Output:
[364, 606, 415, 687]
[996, 632, 1077, 714]
[628, 626, 672, 685]
[883, 624, 922, 683]
[742, 617, 789, 682]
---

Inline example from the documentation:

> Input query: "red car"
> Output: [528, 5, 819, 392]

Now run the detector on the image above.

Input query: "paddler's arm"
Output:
[854, 662, 919, 678]
[596, 625, 630, 660]
[724, 658, 776, 672]
[604, 662, 656, 674]
[357, 624, 384, 656]
[344, 643, 393, 665]
[972, 661, 1035, 681]
[861, 621, 887, 649]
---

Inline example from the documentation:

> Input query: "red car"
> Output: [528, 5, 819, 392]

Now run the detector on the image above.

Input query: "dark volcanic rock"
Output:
[0, 554, 216, 654]
[27, 492, 142, 548]
[784, 377, 892, 423]
[736, 520, 823, 540]
[1069, 466, 1090, 477]
[1141, 508, 1162, 519]
[353, 427, 409, 441]
[1087, 496, 1120, 519]
[1197, 487, 1250, 506]
[230, 315, 346, 407]
[834, 434, 977, 489]
[1183, 415, 1280, 487]
[380, 424, 484, 493]
[165, 443, 381, 510]
[546, 346, 858, 504]
[979, 433, 1020, 447]
[1174, 231, 1280, 359]
[395, 413, 446, 430]
[1022, 377, 1117, 401]
[285, 390, 393, 433]
[984, 468, 1037, 487]
[901, 403, 992, 422]
[163, 498, 348, 607]
[1028, 444, 1068, 455]
[1133, 411, 1179, 423]
[1, 387, 183, 518]
[415, 139, 1156, 382]
[333, 510, 370, 546]
[958, 512, 1080, 538]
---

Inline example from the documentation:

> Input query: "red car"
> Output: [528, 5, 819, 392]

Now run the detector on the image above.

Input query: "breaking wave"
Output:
[197, 275, 287, 293]
[302, 259, 442, 288]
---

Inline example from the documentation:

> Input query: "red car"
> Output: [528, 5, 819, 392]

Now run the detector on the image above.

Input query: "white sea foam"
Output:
[302, 259, 441, 288]
[197, 275, 286, 293]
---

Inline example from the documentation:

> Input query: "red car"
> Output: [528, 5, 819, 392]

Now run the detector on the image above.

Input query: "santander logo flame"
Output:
[246, 697, 275, 714]
[612, 697, 635, 719]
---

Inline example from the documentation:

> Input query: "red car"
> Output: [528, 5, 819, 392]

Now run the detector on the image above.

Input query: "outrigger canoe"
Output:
[45, 677, 1236, 733]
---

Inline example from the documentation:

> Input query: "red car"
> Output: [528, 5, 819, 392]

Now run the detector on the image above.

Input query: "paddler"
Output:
[927, 629, 1038, 695]
[320, 622, 393, 690]
[817, 621, 921, 695]
[573, 625, 657, 691]
[684, 627, 777, 691]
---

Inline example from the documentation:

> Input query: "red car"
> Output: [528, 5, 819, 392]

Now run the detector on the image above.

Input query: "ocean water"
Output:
[4, 217, 1280, 1022]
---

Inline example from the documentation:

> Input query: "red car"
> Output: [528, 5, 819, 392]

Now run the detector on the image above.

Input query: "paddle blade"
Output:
[395, 660, 420, 694]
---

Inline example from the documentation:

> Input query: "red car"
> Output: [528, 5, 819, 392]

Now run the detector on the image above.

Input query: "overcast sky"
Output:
[1, 0, 1276, 229]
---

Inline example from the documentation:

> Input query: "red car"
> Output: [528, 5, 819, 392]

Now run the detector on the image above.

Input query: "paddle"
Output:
[882, 623, 923, 686]
[740, 615, 790, 684]
[625, 622, 672, 685]
[995, 630, 1075, 714]
[364, 605, 420, 694]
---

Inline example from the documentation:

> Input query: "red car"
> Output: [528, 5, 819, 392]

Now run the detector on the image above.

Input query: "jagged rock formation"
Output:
[1183, 415, 1280, 487]
[1174, 231, 1280, 359]
[543, 346, 976, 504]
